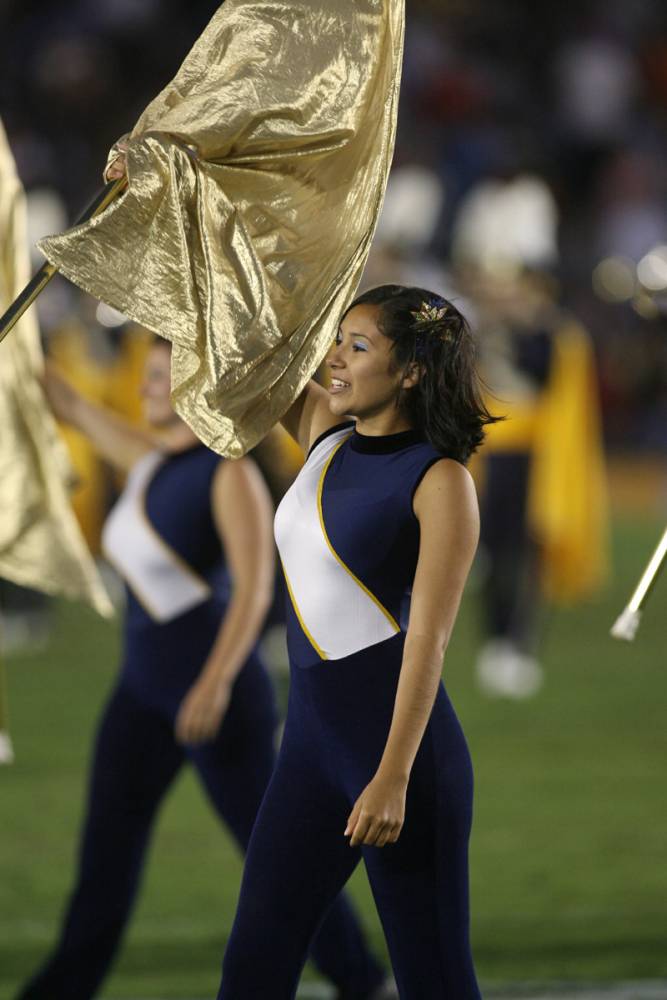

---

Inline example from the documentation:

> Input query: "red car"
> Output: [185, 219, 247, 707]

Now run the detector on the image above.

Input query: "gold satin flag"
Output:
[0, 120, 112, 617]
[38, 0, 405, 457]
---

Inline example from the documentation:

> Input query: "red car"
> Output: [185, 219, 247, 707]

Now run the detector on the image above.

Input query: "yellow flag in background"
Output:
[0, 119, 113, 617]
[38, 0, 405, 458]
[529, 321, 609, 603]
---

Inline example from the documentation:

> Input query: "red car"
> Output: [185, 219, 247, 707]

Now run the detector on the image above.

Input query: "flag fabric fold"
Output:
[38, 0, 405, 457]
[0, 119, 113, 617]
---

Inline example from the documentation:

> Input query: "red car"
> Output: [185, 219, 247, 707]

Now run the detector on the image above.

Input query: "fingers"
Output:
[175, 679, 231, 745]
[176, 717, 213, 744]
[175, 702, 220, 745]
[348, 811, 402, 848]
[362, 816, 386, 847]
[349, 812, 374, 848]
[344, 798, 362, 839]
[345, 781, 406, 849]
[174, 705, 195, 745]
[105, 154, 127, 182]
[376, 822, 402, 848]
[375, 827, 392, 849]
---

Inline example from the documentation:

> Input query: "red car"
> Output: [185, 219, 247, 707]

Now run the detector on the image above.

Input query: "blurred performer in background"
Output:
[17, 338, 392, 1000]
[453, 174, 608, 697]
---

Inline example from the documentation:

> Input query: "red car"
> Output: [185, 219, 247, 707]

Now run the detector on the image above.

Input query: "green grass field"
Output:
[1, 515, 666, 998]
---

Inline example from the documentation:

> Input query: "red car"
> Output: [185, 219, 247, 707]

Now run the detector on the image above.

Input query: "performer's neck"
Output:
[155, 420, 200, 453]
[353, 413, 415, 438]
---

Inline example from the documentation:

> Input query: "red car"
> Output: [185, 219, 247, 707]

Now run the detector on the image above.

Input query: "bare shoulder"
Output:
[413, 458, 479, 525]
[211, 456, 273, 532]
[212, 454, 261, 496]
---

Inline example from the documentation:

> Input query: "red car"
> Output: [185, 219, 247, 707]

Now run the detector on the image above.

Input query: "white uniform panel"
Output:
[102, 451, 212, 623]
[274, 427, 399, 660]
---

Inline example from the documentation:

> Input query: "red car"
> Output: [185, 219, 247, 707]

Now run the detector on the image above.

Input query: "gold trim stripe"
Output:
[317, 439, 401, 634]
[280, 558, 327, 660]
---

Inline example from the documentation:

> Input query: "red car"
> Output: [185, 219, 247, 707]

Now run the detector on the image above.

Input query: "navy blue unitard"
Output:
[219, 425, 482, 1000]
[18, 444, 384, 1000]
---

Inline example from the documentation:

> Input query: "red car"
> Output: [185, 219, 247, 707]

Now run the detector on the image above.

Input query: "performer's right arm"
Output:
[43, 363, 157, 472]
[280, 380, 346, 454]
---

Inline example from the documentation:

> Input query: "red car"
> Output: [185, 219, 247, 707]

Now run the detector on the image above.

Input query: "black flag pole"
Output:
[0, 176, 127, 346]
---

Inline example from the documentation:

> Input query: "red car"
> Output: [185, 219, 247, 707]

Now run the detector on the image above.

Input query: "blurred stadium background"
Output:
[1, 0, 666, 997]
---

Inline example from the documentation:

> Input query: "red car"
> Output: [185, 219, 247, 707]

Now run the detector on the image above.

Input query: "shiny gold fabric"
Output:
[39, 0, 405, 457]
[0, 120, 112, 616]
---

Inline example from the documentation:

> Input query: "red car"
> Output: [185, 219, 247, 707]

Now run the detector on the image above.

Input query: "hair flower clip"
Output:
[410, 299, 449, 326]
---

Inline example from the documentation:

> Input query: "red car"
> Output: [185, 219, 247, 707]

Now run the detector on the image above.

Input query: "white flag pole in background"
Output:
[611, 526, 667, 641]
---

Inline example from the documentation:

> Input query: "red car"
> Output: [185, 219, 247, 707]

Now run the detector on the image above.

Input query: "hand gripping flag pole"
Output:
[611, 525, 667, 641]
[0, 177, 127, 345]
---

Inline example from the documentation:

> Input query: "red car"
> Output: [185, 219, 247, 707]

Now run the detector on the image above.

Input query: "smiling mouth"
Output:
[329, 378, 351, 392]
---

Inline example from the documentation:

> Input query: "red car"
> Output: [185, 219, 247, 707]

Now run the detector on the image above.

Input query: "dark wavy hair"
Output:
[344, 285, 499, 464]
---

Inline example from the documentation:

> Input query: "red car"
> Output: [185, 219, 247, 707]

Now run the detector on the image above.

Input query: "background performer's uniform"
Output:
[220, 425, 482, 999]
[18, 444, 385, 1000]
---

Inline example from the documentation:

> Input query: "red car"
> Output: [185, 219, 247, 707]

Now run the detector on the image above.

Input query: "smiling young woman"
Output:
[217, 285, 498, 999]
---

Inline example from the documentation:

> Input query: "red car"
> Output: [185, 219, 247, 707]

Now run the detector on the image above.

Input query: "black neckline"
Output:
[307, 421, 355, 458]
[350, 427, 425, 454]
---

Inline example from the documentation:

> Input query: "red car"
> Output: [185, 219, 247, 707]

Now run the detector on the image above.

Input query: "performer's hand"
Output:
[344, 770, 407, 848]
[42, 362, 80, 424]
[105, 141, 129, 182]
[175, 672, 232, 745]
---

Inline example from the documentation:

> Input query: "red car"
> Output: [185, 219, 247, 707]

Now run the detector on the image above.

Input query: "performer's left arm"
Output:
[345, 459, 479, 847]
[174, 458, 275, 744]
